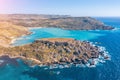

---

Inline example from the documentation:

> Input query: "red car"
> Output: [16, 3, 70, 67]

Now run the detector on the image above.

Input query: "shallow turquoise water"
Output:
[12, 27, 105, 46]
[0, 17, 120, 80]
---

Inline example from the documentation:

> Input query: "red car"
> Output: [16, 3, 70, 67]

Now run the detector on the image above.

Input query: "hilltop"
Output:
[0, 22, 30, 47]
[0, 14, 114, 30]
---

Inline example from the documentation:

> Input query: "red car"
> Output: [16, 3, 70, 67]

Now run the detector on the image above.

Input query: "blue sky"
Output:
[0, 0, 120, 16]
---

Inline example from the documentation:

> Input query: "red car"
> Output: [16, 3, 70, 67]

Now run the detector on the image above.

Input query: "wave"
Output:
[111, 27, 120, 31]
[27, 43, 111, 69]
[0, 60, 4, 64]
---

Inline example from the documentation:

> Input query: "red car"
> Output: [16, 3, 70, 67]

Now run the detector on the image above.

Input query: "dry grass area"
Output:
[0, 22, 30, 47]
[40, 38, 74, 43]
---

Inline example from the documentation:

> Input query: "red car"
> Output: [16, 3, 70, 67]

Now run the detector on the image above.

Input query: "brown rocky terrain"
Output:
[0, 38, 109, 66]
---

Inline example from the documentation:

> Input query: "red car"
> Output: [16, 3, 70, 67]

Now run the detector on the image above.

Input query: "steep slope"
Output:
[0, 22, 30, 47]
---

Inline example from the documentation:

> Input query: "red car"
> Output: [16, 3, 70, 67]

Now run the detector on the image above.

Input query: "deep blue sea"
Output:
[0, 17, 120, 80]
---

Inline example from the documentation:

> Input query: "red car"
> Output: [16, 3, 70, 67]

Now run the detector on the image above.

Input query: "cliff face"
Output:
[0, 22, 30, 47]
[0, 14, 114, 30]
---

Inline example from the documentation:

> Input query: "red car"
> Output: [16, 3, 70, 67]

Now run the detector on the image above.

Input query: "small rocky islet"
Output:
[0, 38, 109, 67]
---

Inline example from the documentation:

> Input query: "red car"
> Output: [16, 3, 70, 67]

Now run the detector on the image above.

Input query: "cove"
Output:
[12, 27, 105, 46]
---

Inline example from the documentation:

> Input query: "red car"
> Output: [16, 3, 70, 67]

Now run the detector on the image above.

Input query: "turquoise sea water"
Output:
[12, 27, 105, 46]
[0, 17, 120, 80]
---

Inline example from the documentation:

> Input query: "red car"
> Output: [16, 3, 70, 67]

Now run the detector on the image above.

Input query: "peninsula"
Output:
[0, 38, 109, 66]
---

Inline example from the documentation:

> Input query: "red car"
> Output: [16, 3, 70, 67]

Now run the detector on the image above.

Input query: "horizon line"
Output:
[0, 13, 120, 17]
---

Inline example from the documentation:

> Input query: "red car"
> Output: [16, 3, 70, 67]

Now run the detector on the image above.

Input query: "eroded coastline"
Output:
[0, 38, 110, 68]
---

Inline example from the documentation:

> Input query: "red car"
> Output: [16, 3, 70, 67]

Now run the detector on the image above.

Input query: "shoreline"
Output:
[0, 50, 110, 68]
[27, 26, 115, 31]
[27, 27, 42, 29]
[10, 30, 32, 47]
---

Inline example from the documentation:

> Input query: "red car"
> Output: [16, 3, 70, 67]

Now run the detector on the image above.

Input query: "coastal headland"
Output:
[0, 38, 109, 67]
